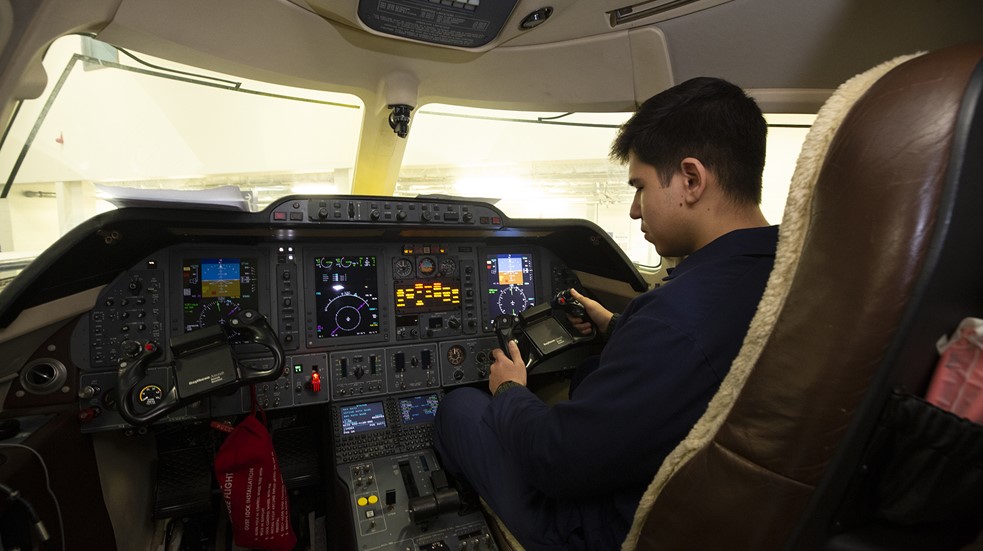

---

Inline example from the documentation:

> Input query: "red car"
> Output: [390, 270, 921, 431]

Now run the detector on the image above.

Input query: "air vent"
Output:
[20, 358, 68, 395]
[608, 0, 733, 27]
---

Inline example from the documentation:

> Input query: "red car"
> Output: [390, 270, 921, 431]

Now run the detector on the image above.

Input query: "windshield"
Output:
[398, 106, 813, 267]
[0, 35, 363, 278]
[0, 35, 813, 286]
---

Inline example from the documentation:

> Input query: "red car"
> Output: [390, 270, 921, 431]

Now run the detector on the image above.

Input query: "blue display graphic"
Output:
[485, 253, 535, 318]
[182, 257, 258, 332]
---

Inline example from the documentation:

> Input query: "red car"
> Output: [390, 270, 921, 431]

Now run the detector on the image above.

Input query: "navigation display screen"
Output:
[340, 402, 387, 435]
[398, 394, 440, 425]
[485, 253, 535, 319]
[314, 256, 380, 339]
[394, 279, 462, 314]
[182, 257, 259, 332]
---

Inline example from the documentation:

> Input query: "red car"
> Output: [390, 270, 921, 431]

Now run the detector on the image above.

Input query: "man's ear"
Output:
[679, 157, 708, 205]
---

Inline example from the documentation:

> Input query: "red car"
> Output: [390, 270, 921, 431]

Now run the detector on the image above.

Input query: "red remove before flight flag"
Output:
[213, 414, 297, 551]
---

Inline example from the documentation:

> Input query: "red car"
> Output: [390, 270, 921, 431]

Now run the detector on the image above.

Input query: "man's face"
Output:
[627, 152, 687, 257]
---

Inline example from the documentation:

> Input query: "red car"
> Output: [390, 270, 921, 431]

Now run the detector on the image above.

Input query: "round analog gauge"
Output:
[393, 257, 414, 279]
[438, 257, 457, 275]
[138, 384, 164, 407]
[446, 345, 467, 367]
[497, 285, 529, 315]
[417, 256, 437, 277]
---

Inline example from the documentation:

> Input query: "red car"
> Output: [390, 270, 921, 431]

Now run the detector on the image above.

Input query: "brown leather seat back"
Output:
[629, 42, 983, 550]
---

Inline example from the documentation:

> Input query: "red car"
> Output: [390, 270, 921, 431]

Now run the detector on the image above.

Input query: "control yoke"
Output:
[116, 309, 284, 426]
[493, 289, 595, 371]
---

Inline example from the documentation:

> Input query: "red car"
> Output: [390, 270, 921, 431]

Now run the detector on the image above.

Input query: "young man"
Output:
[435, 77, 778, 550]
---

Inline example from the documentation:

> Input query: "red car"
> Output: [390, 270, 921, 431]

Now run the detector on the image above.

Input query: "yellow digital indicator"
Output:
[394, 279, 462, 313]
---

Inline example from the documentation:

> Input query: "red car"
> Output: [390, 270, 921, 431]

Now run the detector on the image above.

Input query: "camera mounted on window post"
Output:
[388, 104, 413, 138]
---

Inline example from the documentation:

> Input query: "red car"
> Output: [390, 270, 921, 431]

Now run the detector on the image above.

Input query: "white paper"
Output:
[95, 184, 250, 211]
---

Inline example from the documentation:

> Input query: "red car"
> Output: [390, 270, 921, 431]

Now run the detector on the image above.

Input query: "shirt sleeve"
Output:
[483, 313, 722, 499]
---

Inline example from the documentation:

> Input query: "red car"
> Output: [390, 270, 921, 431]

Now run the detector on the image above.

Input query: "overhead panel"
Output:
[357, 0, 519, 48]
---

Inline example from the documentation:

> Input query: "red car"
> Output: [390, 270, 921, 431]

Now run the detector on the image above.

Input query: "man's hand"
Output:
[489, 339, 527, 394]
[568, 288, 615, 335]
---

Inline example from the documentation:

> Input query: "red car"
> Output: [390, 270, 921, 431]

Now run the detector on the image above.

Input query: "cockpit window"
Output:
[0, 34, 814, 287]
[0, 35, 362, 283]
[396, 105, 814, 268]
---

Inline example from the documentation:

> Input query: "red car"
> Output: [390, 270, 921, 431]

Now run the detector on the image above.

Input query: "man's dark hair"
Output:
[611, 77, 767, 204]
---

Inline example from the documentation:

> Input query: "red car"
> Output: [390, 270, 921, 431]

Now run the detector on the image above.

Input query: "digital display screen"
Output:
[394, 279, 462, 314]
[398, 394, 440, 425]
[340, 402, 387, 435]
[182, 257, 259, 332]
[314, 256, 380, 339]
[485, 253, 535, 319]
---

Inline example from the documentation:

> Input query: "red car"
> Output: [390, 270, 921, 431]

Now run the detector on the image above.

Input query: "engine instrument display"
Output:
[393, 279, 462, 314]
[485, 253, 535, 319]
[182, 257, 259, 332]
[314, 256, 381, 339]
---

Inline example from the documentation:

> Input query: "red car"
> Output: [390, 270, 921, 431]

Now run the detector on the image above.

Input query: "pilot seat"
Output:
[489, 41, 983, 551]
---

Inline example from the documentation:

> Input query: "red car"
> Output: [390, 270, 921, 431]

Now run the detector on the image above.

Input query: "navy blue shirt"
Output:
[484, 225, 779, 548]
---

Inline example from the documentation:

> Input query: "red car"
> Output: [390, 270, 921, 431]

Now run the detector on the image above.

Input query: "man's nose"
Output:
[629, 195, 641, 219]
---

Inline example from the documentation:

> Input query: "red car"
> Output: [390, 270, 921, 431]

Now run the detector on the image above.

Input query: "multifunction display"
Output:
[182, 257, 259, 332]
[485, 253, 535, 319]
[340, 402, 387, 435]
[398, 393, 440, 425]
[314, 256, 381, 339]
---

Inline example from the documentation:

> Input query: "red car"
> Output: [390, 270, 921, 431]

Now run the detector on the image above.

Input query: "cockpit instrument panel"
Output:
[43, 196, 642, 551]
[68, 196, 637, 432]
[73, 238, 585, 432]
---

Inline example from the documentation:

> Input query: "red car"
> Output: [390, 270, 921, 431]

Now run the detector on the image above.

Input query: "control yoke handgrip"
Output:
[227, 310, 285, 382]
[553, 288, 587, 320]
[116, 342, 174, 426]
[116, 310, 284, 426]
[493, 314, 518, 356]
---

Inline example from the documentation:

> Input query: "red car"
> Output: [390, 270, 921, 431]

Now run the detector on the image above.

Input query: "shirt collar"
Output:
[663, 225, 779, 282]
